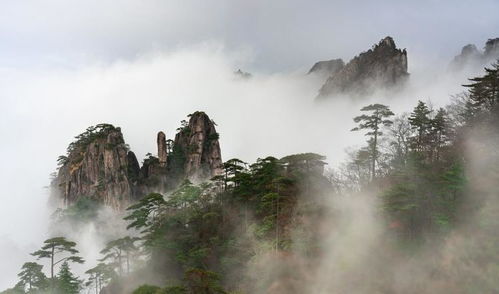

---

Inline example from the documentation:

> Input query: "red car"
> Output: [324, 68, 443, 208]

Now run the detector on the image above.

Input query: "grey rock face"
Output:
[484, 38, 499, 60]
[318, 36, 408, 98]
[157, 131, 168, 167]
[308, 59, 345, 76]
[52, 113, 223, 210]
[54, 125, 134, 210]
[172, 111, 223, 182]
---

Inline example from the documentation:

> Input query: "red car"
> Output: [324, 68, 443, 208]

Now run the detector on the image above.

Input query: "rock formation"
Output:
[317, 36, 408, 98]
[484, 38, 499, 59]
[171, 111, 223, 181]
[308, 58, 345, 76]
[52, 112, 223, 210]
[234, 69, 252, 79]
[451, 44, 481, 67]
[53, 124, 134, 210]
[157, 131, 168, 167]
[450, 38, 499, 70]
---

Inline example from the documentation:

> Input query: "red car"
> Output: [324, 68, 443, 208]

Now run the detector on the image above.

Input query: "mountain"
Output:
[317, 36, 408, 98]
[51, 111, 222, 210]
[450, 38, 499, 70]
[308, 58, 345, 76]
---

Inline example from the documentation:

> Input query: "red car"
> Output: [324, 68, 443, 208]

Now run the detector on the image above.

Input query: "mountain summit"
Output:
[317, 36, 408, 98]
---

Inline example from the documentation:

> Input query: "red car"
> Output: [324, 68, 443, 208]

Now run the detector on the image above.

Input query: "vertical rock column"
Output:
[157, 131, 168, 167]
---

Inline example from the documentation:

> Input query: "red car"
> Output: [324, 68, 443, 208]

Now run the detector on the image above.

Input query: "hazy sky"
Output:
[0, 0, 498, 290]
[1, 0, 498, 71]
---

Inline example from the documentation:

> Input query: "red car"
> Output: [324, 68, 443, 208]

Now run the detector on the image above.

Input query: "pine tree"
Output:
[85, 263, 114, 294]
[55, 262, 81, 294]
[464, 61, 499, 113]
[408, 101, 432, 153]
[31, 237, 84, 291]
[100, 236, 139, 276]
[431, 108, 449, 161]
[16, 262, 47, 293]
[351, 104, 394, 180]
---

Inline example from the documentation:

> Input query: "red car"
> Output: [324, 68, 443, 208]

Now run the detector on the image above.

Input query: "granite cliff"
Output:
[308, 58, 345, 76]
[317, 36, 408, 98]
[52, 112, 222, 210]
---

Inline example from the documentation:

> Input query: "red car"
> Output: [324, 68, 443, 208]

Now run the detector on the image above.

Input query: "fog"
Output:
[1, 0, 498, 291]
[2, 0, 499, 70]
[0, 42, 483, 289]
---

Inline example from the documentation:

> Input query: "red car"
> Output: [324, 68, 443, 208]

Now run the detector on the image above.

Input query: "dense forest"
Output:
[2, 61, 499, 294]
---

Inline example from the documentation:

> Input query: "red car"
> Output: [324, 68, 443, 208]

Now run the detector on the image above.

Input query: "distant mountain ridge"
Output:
[450, 38, 499, 70]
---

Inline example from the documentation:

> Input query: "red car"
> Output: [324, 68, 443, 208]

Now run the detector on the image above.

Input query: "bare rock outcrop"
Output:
[52, 112, 223, 210]
[484, 38, 499, 59]
[53, 124, 134, 210]
[308, 58, 345, 76]
[171, 111, 223, 182]
[157, 131, 168, 167]
[318, 36, 408, 98]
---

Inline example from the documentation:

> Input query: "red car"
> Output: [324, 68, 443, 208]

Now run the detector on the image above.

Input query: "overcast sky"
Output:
[0, 0, 498, 290]
[1, 0, 498, 71]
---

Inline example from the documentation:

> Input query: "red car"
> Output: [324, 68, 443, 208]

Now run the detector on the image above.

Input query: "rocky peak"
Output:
[234, 69, 252, 79]
[484, 38, 499, 58]
[52, 112, 223, 210]
[317, 36, 408, 98]
[172, 111, 223, 182]
[308, 59, 345, 76]
[53, 124, 134, 210]
[462, 44, 480, 56]
[382, 36, 395, 48]
[157, 131, 168, 167]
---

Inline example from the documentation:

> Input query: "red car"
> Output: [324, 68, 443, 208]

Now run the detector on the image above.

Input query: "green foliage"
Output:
[352, 103, 394, 180]
[133, 284, 187, 294]
[52, 197, 101, 223]
[16, 262, 47, 293]
[207, 132, 220, 141]
[60, 124, 120, 167]
[133, 284, 161, 294]
[31, 236, 84, 290]
[464, 61, 499, 114]
[125, 193, 166, 232]
[99, 236, 139, 276]
[184, 268, 227, 294]
[85, 262, 115, 293]
[55, 262, 81, 294]
[0, 286, 25, 294]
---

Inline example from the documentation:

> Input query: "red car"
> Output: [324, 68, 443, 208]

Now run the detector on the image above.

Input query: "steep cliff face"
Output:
[52, 112, 223, 210]
[157, 131, 168, 167]
[450, 38, 499, 70]
[484, 38, 499, 59]
[318, 36, 408, 98]
[171, 111, 223, 182]
[54, 124, 134, 210]
[308, 58, 345, 76]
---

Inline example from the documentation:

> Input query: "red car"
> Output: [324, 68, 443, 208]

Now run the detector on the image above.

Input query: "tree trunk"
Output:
[51, 246, 55, 293]
[372, 128, 378, 181]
